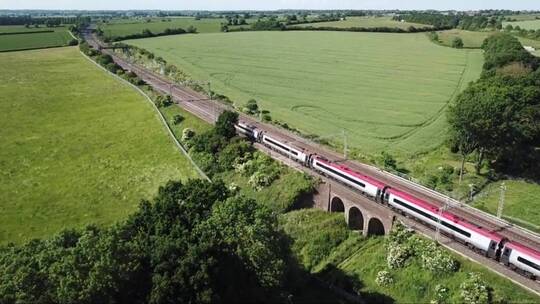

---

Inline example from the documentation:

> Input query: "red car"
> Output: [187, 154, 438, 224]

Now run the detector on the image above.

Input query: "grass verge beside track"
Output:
[0, 47, 200, 244]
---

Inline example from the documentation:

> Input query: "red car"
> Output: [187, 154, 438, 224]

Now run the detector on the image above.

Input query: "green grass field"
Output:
[0, 27, 73, 52]
[504, 19, 540, 30]
[280, 209, 540, 303]
[99, 17, 224, 39]
[436, 29, 495, 48]
[472, 180, 540, 232]
[127, 31, 483, 157]
[0, 47, 200, 244]
[296, 16, 431, 30]
[435, 29, 540, 53]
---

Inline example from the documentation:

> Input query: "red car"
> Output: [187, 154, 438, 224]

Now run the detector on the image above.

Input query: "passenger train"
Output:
[234, 121, 540, 280]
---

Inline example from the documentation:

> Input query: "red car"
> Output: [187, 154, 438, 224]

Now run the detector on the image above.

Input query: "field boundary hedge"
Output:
[0, 30, 54, 36]
[78, 47, 211, 182]
[0, 44, 70, 53]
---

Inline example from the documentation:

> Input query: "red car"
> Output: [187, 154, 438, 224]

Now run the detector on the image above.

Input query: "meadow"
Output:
[280, 209, 540, 303]
[436, 29, 540, 52]
[503, 19, 540, 30]
[99, 17, 224, 39]
[0, 47, 200, 244]
[127, 31, 483, 157]
[297, 16, 431, 30]
[0, 27, 72, 52]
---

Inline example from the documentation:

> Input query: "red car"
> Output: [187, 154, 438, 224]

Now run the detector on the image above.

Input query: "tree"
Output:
[380, 151, 397, 171]
[452, 37, 464, 48]
[182, 128, 195, 142]
[172, 114, 184, 125]
[187, 25, 197, 33]
[215, 110, 239, 139]
[448, 72, 540, 177]
[246, 99, 259, 114]
[505, 24, 514, 31]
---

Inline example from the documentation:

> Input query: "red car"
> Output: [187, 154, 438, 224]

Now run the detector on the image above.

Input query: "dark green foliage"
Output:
[215, 110, 239, 139]
[0, 179, 287, 303]
[246, 98, 259, 114]
[217, 138, 254, 171]
[394, 12, 502, 31]
[481, 33, 538, 73]
[172, 114, 184, 125]
[67, 38, 78, 46]
[451, 37, 464, 49]
[448, 70, 540, 178]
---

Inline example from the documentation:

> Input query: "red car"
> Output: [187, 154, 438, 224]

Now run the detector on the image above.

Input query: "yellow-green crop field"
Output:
[127, 31, 483, 157]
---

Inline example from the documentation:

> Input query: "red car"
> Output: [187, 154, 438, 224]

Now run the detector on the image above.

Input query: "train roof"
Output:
[506, 241, 540, 260]
[264, 134, 305, 152]
[315, 157, 386, 188]
[387, 188, 504, 242]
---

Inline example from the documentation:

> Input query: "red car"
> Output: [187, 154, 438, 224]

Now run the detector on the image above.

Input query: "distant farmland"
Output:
[295, 16, 431, 30]
[0, 47, 199, 244]
[128, 31, 483, 156]
[0, 27, 73, 52]
[99, 17, 224, 39]
[503, 19, 540, 30]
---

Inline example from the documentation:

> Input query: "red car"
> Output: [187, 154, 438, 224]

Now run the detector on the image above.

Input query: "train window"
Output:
[393, 198, 437, 222]
[517, 256, 540, 271]
[440, 221, 471, 238]
[317, 162, 366, 188]
[265, 137, 298, 156]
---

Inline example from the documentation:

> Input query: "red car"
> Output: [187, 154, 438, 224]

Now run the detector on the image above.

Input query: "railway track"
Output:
[84, 33, 540, 288]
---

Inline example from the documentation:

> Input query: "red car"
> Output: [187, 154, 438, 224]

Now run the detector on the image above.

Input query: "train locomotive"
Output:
[234, 121, 540, 280]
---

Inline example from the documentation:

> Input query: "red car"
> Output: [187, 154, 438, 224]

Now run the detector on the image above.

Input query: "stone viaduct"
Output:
[309, 180, 396, 236]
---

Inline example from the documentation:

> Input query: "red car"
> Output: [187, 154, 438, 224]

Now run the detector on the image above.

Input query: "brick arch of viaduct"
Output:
[329, 195, 394, 237]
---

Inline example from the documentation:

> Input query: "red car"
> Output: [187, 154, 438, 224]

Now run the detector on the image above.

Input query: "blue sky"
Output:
[1, 0, 539, 11]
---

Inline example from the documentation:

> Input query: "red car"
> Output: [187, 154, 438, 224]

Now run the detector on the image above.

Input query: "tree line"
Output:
[448, 33, 540, 180]
[394, 13, 504, 31]
[98, 26, 197, 42]
[0, 16, 91, 26]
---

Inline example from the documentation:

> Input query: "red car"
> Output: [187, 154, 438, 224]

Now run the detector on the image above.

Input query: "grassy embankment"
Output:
[158, 100, 315, 214]
[295, 16, 431, 30]
[280, 209, 540, 303]
[99, 17, 224, 39]
[0, 26, 73, 52]
[0, 47, 201, 244]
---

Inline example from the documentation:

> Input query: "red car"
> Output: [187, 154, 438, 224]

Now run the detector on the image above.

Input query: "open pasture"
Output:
[296, 16, 431, 29]
[128, 31, 483, 156]
[0, 47, 199, 244]
[99, 17, 224, 39]
[503, 19, 540, 30]
[0, 27, 72, 52]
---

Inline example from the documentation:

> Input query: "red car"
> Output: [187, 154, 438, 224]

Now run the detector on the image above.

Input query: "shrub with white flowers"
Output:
[430, 284, 449, 304]
[460, 272, 490, 304]
[386, 243, 411, 269]
[419, 242, 459, 274]
[375, 270, 394, 287]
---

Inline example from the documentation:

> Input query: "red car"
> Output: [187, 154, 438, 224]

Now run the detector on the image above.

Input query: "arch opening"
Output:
[330, 197, 345, 213]
[348, 207, 364, 230]
[367, 218, 385, 236]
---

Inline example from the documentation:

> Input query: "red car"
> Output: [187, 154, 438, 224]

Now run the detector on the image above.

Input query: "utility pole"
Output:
[435, 198, 449, 243]
[497, 182, 506, 219]
[342, 129, 348, 159]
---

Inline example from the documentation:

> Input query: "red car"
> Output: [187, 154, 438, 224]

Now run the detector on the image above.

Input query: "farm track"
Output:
[84, 32, 540, 292]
